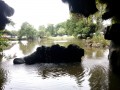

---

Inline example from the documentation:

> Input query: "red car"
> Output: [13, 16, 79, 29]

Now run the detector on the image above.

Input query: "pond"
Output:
[0, 39, 120, 90]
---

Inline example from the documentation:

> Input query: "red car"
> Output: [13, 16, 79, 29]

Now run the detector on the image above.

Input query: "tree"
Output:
[38, 25, 46, 38]
[57, 28, 66, 36]
[54, 22, 67, 36]
[46, 24, 55, 36]
[7, 19, 15, 27]
[92, 3, 106, 31]
[9, 30, 18, 38]
[65, 13, 97, 38]
[18, 22, 37, 40]
[65, 14, 83, 35]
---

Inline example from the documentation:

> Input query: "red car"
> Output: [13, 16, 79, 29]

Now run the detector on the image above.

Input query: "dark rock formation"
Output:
[104, 24, 120, 43]
[0, 0, 14, 30]
[13, 44, 84, 64]
[99, 0, 120, 74]
[109, 41, 120, 74]
[13, 58, 25, 64]
[104, 23, 120, 74]
[62, 0, 98, 17]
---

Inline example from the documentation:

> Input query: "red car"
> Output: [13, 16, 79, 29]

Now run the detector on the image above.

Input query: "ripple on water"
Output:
[81, 57, 109, 90]
[0, 42, 111, 90]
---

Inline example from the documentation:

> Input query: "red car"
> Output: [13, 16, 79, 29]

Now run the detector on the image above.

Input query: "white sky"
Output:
[4, 0, 70, 30]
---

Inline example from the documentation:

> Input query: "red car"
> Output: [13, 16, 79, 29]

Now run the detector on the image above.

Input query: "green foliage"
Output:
[10, 30, 18, 36]
[0, 68, 6, 90]
[18, 22, 37, 40]
[65, 14, 97, 39]
[57, 28, 66, 36]
[92, 3, 106, 31]
[92, 33, 109, 47]
[0, 31, 9, 52]
[38, 25, 46, 38]
[54, 22, 67, 36]
[66, 19, 76, 35]
[46, 24, 54, 36]
[82, 27, 90, 35]
[64, 3, 106, 39]
[55, 22, 66, 30]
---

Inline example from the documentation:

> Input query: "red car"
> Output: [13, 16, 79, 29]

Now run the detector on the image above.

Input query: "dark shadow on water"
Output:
[109, 69, 120, 90]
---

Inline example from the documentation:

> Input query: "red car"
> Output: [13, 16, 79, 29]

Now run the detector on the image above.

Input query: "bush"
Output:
[91, 33, 110, 47]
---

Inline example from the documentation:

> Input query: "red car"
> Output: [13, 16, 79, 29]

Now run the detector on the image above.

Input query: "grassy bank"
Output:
[85, 34, 110, 48]
[48, 35, 110, 48]
[48, 36, 75, 40]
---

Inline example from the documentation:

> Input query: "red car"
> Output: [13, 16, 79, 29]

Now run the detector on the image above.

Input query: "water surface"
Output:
[0, 39, 120, 90]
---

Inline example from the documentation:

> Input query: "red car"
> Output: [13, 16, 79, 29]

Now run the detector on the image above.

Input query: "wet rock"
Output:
[62, 0, 98, 17]
[104, 24, 120, 44]
[0, 1, 14, 30]
[108, 41, 120, 74]
[13, 58, 25, 64]
[103, 23, 120, 74]
[24, 52, 38, 64]
[14, 44, 84, 65]
[104, 23, 120, 74]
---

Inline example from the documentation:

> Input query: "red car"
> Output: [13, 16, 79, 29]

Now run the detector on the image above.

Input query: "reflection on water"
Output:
[19, 41, 39, 55]
[0, 39, 120, 90]
[0, 55, 7, 90]
[85, 48, 107, 59]
[0, 68, 7, 90]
